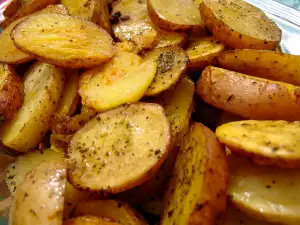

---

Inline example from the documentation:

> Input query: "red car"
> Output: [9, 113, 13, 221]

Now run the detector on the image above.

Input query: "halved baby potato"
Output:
[0, 62, 64, 152]
[216, 120, 300, 168]
[148, 0, 205, 32]
[11, 14, 115, 68]
[63, 216, 120, 225]
[228, 154, 300, 225]
[186, 36, 225, 69]
[79, 52, 156, 112]
[197, 66, 300, 121]
[144, 46, 188, 96]
[67, 103, 170, 193]
[200, 0, 282, 50]
[161, 123, 228, 225]
[10, 160, 66, 225]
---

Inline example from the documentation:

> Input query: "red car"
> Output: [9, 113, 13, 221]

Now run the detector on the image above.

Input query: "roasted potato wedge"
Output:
[61, 0, 111, 33]
[111, 0, 158, 49]
[155, 28, 187, 48]
[217, 120, 300, 168]
[161, 123, 228, 225]
[1, 0, 60, 28]
[0, 64, 23, 121]
[3, 0, 20, 18]
[75, 200, 148, 225]
[218, 50, 300, 86]
[197, 66, 300, 121]
[187, 36, 225, 69]
[67, 103, 170, 193]
[10, 160, 66, 225]
[79, 52, 156, 112]
[0, 62, 64, 152]
[200, 0, 281, 50]
[0, 4, 68, 64]
[11, 14, 115, 68]
[144, 46, 188, 96]
[148, 0, 204, 32]
[228, 154, 300, 225]
[64, 216, 120, 225]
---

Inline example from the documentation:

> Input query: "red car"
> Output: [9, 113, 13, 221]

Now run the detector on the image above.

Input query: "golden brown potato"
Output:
[216, 120, 300, 168]
[148, 0, 205, 32]
[3, 0, 20, 18]
[0, 64, 23, 120]
[63, 216, 120, 225]
[218, 50, 300, 86]
[197, 66, 300, 121]
[67, 103, 170, 193]
[200, 0, 281, 50]
[111, 0, 158, 49]
[161, 123, 228, 225]
[155, 28, 187, 48]
[187, 36, 225, 69]
[74, 200, 148, 225]
[11, 14, 115, 68]
[61, 0, 111, 33]
[0, 62, 64, 152]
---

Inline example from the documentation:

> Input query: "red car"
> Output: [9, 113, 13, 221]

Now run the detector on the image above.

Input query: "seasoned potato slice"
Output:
[197, 66, 300, 121]
[187, 36, 225, 69]
[0, 64, 23, 120]
[0, 62, 64, 152]
[144, 46, 188, 96]
[111, 0, 158, 49]
[155, 29, 187, 48]
[216, 120, 300, 168]
[10, 160, 66, 225]
[61, 0, 111, 33]
[200, 0, 281, 50]
[1, 0, 60, 28]
[228, 154, 300, 225]
[64, 216, 120, 225]
[75, 200, 147, 225]
[11, 14, 115, 68]
[161, 123, 228, 225]
[3, 0, 20, 18]
[148, 0, 204, 32]
[67, 103, 170, 193]
[79, 52, 156, 112]
[218, 50, 300, 86]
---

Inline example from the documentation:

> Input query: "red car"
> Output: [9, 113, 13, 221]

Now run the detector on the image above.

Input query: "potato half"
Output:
[218, 50, 300, 86]
[67, 103, 170, 193]
[11, 14, 115, 68]
[0, 62, 64, 152]
[9, 160, 66, 225]
[63, 216, 120, 225]
[79, 52, 156, 112]
[228, 154, 300, 225]
[148, 0, 204, 32]
[200, 0, 281, 50]
[197, 66, 300, 121]
[161, 123, 228, 225]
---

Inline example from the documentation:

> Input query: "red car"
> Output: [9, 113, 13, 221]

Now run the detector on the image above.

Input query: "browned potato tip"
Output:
[200, 0, 281, 50]
[3, 0, 20, 18]
[197, 66, 300, 121]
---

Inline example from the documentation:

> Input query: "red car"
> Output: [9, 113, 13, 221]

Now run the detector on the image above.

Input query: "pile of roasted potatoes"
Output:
[0, 0, 300, 224]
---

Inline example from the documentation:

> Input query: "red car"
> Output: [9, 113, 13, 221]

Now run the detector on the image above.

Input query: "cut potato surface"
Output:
[0, 62, 64, 152]
[187, 36, 225, 69]
[144, 46, 188, 96]
[10, 160, 66, 225]
[11, 14, 115, 68]
[0, 64, 23, 120]
[228, 154, 300, 225]
[216, 120, 300, 168]
[155, 28, 187, 48]
[148, 0, 204, 32]
[75, 200, 148, 225]
[200, 0, 281, 50]
[64, 216, 120, 225]
[79, 52, 156, 112]
[161, 123, 228, 225]
[197, 66, 300, 121]
[67, 103, 170, 193]
[218, 50, 300, 86]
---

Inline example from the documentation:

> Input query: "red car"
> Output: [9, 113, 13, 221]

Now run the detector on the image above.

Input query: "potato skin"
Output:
[197, 66, 300, 121]
[0, 64, 23, 120]
[3, 0, 20, 18]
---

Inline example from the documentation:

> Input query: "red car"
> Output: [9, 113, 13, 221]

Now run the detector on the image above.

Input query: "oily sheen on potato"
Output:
[67, 103, 170, 193]
[11, 14, 115, 68]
